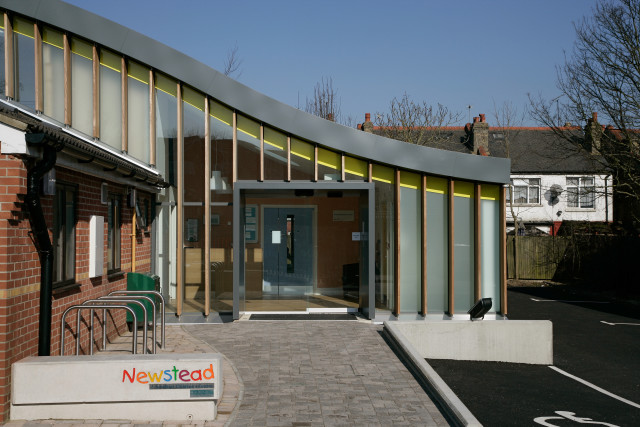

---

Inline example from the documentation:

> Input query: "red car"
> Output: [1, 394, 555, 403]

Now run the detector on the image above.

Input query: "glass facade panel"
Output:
[210, 104, 234, 313]
[42, 27, 64, 122]
[481, 185, 500, 312]
[290, 137, 314, 180]
[263, 127, 287, 180]
[155, 73, 177, 184]
[182, 89, 206, 313]
[13, 17, 35, 109]
[127, 61, 150, 163]
[99, 49, 122, 149]
[454, 181, 474, 313]
[71, 37, 93, 135]
[0, 24, 4, 98]
[344, 156, 367, 181]
[399, 176, 421, 314]
[426, 177, 448, 312]
[237, 115, 260, 180]
[317, 147, 341, 181]
[375, 178, 395, 311]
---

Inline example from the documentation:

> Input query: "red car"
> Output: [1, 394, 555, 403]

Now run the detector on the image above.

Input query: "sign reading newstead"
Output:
[11, 354, 223, 421]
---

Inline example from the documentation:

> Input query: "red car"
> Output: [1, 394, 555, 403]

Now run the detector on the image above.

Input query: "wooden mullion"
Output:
[34, 23, 43, 112]
[121, 57, 128, 152]
[421, 174, 427, 316]
[448, 179, 455, 316]
[204, 97, 211, 316]
[63, 33, 71, 125]
[286, 135, 291, 182]
[500, 185, 508, 315]
[394, 168, 401, 316]
[149, 70, 155, 166]
[474, 183, 482, 302]
[92, 45, 99, 137]
[176, 83, 183, 317]
[5, 14, 14, 99]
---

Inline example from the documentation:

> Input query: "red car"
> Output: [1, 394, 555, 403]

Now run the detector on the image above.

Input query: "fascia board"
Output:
[1, 0, 511, 185]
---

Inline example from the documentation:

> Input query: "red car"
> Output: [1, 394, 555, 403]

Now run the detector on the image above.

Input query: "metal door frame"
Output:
[261, 204, 317, 296]
[233, 181, 375, 320]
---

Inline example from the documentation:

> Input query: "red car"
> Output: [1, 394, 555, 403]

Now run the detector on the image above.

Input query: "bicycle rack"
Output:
[82, 298, 150, 354]
[60, 304, 138, 355]
[108, 290, 166, 349]
[97, 295, 156, 354]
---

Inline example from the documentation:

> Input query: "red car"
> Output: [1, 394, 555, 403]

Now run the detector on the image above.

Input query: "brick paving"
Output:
[4, 319, 448, 427]
[185, 320, 448, 426]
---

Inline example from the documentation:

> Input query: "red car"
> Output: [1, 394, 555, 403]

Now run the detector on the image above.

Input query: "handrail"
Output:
[98, 295, 156, 354]
[82, 298, 149, 354]
[60, 304, 137, 355]
[109, 290, 165, 349]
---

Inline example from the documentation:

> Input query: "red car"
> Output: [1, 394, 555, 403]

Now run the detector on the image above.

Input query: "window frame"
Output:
[566, 176, 596, 209]
[107, 193, 122, 275]
[507, 177, 541, 205]
[52, 182, 77, 288]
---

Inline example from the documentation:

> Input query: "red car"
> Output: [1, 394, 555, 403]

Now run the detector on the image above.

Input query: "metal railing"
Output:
[59, 290, 167, 355]
[108, 290, 166, 349]
[60, 304, 138, 355]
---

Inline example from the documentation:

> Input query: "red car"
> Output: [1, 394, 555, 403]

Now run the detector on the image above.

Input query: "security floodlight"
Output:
[468, 298, 492, 320]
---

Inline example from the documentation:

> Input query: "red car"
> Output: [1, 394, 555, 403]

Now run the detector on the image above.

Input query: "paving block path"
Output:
[4, 320, 448, 427]
[185, 320, 448, 427]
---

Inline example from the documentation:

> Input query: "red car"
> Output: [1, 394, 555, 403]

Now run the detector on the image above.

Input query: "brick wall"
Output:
[0, 152, 155, 421]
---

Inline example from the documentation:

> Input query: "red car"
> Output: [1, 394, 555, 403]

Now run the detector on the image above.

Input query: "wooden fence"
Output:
[506, 235, 640, 290]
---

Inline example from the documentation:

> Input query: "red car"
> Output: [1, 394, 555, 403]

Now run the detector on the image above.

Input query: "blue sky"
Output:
[64, 0, 598, 126]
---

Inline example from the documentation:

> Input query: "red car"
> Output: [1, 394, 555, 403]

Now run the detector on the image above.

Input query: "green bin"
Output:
[126, 272, 160, 323]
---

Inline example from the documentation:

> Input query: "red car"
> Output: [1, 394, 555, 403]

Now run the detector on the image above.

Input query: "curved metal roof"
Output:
[1, 0, 510, 184]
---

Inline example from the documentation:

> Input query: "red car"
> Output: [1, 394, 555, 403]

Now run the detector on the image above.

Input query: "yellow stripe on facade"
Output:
[71, 38, 93, 60]
[43, 27, 64, 49]
[426, 176, 448, 194]
[127, 60, 150, 84]
[13, 16, 34, 38]
[182, 86, 205, 111]
[344, 156, 367, 177]
[481, 184, 500, 200]
[237, 115, 260, 139]
[264, 127, 286, 150]
[100, 49, 121, 73]
[400, 171, 421, 189]
[371, 164, 395, 184]
[317, 147, 340, 170]
[454, 180, 474, 198]
[291, 138, 314, 160]
[210, 100, 233, 125]
[155, 72, 178, 97]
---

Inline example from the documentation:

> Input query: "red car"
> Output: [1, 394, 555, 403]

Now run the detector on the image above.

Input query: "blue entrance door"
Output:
[263, 207, 314, 297]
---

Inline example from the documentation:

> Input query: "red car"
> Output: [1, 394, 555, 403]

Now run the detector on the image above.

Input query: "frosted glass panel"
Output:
[100, 56, 122, 149]
[454, 195, 474, 312]
[481, 199, 500, 311]
[71, 43, 93, 135]
[128, 73, 150, 162]
[426, 191, 448, 312]
[155, 85, 177, 185]
[375, 181, 394, 311]
[14, 32, 35, 109]
[42, 30, 64, 122]
[400, 187, 421, 314]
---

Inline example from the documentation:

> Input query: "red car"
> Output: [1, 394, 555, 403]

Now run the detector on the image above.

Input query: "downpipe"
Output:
[24, 134, 57, 356]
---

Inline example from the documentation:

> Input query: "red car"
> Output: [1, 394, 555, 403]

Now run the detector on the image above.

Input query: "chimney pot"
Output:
[479, 113, 486, 123]
[365, 113, 371, 122]
[592, 112, 598, 121]
[473, 117, 479, 123]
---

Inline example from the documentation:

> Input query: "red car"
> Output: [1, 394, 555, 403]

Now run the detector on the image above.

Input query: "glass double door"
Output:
[262, 207, 314, 305]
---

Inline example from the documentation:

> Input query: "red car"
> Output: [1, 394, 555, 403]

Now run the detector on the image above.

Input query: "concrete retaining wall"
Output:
[11, 353, 223, 421]
[387, 320, 553, 365]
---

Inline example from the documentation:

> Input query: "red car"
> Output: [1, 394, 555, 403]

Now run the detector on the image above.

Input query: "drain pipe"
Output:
[24, 133, 58, 356]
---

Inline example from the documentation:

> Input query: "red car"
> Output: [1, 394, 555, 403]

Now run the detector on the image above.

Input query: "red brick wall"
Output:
[0, 152, 154, 421]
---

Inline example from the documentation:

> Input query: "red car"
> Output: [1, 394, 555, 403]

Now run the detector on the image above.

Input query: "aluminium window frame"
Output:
[52, 181, 78, 289]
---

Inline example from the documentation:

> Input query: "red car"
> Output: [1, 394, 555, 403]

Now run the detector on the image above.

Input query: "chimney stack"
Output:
[585, 112, 602, 154]
[362, 113, 374, 133]
[471, 113, 489, 155]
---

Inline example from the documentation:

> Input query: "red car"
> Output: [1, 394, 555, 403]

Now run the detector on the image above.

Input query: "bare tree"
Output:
[223, 43, 243, 78]
[373, 93, 462, 146]
[493, 101, 527, 278]
[305, 77, 340, 120]
[529, 0, 640, 225]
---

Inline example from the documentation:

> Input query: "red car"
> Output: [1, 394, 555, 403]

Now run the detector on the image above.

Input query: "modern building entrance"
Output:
[234, 182, 375, 318]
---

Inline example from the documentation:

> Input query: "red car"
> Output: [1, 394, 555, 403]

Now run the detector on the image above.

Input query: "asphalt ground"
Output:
[429, 286, 640, 427]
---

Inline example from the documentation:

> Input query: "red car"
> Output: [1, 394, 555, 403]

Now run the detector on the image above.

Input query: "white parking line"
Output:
[549, 366, 640, 409]
[601, 321, 640, 326]
[530, 298, 610, 303]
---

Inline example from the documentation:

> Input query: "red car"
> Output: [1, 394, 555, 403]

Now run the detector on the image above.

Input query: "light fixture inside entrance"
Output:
[210, 170, 229, 191]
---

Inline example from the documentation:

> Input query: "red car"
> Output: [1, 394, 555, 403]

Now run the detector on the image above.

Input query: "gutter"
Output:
[23, 133, 62, 356]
